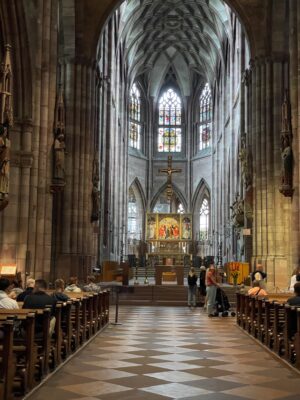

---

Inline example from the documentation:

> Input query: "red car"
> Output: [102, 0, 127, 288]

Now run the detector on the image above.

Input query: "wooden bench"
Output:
[0, 290, 109, 399]
[237, 292, 300, 370]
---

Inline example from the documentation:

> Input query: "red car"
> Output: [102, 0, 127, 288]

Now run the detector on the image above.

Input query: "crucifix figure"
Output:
[159, 156, 182, 200]
[159, 156, 182, 184]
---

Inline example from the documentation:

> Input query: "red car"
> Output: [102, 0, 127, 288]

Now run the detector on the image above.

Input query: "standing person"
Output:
[206, 264, 219, 317]
[199, 266, 207, 306]
[187, 267, 198, 307]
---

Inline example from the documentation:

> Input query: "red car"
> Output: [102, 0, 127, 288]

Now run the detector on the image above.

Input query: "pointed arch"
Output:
[128, 177, 146, 211]
[192, 179, 211, 211]
[150, 183, 187, 212]
[127, 178, 146, 240]
[192, 179, 211, 246]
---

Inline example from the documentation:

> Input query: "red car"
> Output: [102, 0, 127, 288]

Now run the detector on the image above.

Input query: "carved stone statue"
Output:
[279, 91, 293, 197]
[280, 134, 293, 192]
[53, 130, 66, 181]
[230, 193, 244, 228]
[91, 186, 100, 222]
[0, 123, 10, 202]
[239, 133, 252, 190]
[91, 157, 100, 222]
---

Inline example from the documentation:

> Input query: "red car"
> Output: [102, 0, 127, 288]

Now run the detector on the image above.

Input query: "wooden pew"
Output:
[294, 308, 300, 369]
[0, 319, 15, 400]
[0, 308, 51, 378]
[0, 290, 110, 399]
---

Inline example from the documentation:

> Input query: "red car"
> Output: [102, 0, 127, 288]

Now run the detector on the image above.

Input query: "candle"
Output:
[146, 253, 148, 260]
[190, 254, 193, 261]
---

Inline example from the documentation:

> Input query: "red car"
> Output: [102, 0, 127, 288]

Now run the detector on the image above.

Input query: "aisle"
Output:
[28, 306, 300, 400]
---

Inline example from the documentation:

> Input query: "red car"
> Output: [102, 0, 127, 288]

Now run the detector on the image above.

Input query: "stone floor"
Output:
[28, 306, 300, 400]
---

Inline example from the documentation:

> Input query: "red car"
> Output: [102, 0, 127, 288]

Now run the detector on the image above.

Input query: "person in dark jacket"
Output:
[287, 282, 300, 306]
[23, 279, 56, 334]
[187, 266, 198, 307]
[17, 277, 35, 302]
[51, 279, 69, 302]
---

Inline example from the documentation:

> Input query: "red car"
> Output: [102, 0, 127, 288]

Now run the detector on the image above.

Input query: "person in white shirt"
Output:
[289, 267, 300, 292]
[0, 278, 19, 309]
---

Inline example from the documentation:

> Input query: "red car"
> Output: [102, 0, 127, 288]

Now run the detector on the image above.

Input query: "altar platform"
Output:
[118, 284, 189, 306]
[115, 280, 237, 307]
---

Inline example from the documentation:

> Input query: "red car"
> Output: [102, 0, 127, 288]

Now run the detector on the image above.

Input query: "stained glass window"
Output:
[128, 187, 137, 238]
[199, 198, 210, 241]
[158, 88, 182, 152]
[199, 83, 212, 150]
[129, 83, 141, 149]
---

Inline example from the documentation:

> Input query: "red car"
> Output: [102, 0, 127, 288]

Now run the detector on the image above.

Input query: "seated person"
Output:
[248, 280, 268, 297]
[65, 276, 82, 293]
[17, 277, 35, 302]
[23, 279, 56, 335]
[83, 275, 101, 293]
[9, 279, 23, 299]
[287, 282, 300, 306]
[52, 279, 69, 302]
[251, 263, 267, 283]
[0, 278, 19, 309]
[289, 268, 300, 292]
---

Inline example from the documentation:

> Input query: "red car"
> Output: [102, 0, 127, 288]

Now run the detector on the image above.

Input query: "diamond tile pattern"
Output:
[28, 306, 300, 400]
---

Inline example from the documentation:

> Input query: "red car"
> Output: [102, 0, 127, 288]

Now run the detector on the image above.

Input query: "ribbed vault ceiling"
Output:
[119, 0, 233, 96]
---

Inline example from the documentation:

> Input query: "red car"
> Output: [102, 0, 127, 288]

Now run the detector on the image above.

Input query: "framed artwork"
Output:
[181, 215, 192, 240]
[158, 214, 180, 240]
[147, 214, 157, 240]
[146, 213, 192, 241]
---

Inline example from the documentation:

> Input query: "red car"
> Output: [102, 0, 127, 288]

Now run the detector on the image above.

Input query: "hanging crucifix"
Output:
[159, 156, 182, 200]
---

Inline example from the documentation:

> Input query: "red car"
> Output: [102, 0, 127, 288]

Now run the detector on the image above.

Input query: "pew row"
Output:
[0, 290, 110, 400]
[236, 292, 300, 370]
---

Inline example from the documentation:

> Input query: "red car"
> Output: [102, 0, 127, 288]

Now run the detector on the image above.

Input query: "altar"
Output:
[155, 265, 184, 285]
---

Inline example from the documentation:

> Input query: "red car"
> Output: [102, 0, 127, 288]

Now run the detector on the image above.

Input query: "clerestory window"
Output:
[129, 83, 142, 149]
[199, 83, 212, 150]
[158, 88, 182, 152]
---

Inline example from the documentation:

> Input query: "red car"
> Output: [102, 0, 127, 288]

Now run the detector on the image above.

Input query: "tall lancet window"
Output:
[128, 187, 137, 238]
[129, 83, 141, 149]
[158, 88, 182, 152]
[199, 198, 210, 240]
[199, 83, 212, 150]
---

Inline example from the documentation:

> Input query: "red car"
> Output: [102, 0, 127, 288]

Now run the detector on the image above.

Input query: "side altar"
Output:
[146, 213, 192, 285]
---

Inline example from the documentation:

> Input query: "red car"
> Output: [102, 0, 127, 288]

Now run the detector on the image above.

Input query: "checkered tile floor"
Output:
[28, 306, 300, 400]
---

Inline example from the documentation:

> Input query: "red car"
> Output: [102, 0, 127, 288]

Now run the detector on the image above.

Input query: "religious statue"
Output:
[91, 186, 100, 222]
[91, 157, 100, 222]
[50, 83, 66, 191]
[53, 130, 66, 181]
[0, 122, 10, 202]
[279, 90, 293, 197]
[238, 133, 252, 190]
[230, 193, 244, 228]
[0, 45, 13, 210]
[159, 156, 182, 201]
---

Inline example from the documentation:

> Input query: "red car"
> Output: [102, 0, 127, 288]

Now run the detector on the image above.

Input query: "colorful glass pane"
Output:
[199, 83, 212, 150]
[158, 89, 182, 152]
[129, 83, 142, 150]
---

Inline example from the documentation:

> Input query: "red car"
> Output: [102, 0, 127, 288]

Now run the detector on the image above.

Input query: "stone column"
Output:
[54, 60, 99, 280]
